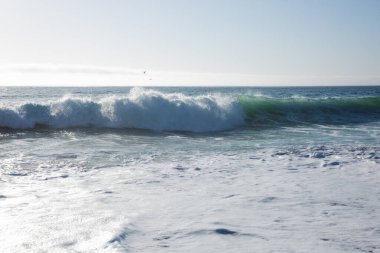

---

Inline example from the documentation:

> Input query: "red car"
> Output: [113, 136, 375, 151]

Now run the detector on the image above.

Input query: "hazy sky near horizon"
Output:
[0, 0, 379, 86]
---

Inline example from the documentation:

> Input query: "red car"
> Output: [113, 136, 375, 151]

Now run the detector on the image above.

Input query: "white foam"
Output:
[1, 142, 379, 252]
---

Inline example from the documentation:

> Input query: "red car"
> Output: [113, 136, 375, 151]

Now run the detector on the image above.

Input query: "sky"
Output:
[0, 0, 379, 86]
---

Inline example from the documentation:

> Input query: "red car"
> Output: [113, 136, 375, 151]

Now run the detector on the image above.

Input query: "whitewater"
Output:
[0, 88, 244, 132]
[1, 86, 380, 253]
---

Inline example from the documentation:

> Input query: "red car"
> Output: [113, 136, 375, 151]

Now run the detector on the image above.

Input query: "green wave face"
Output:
[238, 96, 380, 126]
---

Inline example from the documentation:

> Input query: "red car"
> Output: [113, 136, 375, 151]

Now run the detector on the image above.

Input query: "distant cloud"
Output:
[0, 64, 144, 75]
[0, 64, 379, 86]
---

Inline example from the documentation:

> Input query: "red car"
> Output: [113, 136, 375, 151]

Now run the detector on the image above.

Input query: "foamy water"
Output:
[1, 86, 380, 252]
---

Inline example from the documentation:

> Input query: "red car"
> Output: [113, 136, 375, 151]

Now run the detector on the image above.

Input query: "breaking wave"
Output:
[0, 88, 379, 132]
[0, 88, 244, 132]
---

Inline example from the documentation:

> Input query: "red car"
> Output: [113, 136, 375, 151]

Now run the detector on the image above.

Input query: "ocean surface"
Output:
[0, 86, 380, 253]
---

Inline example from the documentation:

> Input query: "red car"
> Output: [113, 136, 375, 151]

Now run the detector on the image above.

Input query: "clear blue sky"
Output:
[0, 0, 379, 85]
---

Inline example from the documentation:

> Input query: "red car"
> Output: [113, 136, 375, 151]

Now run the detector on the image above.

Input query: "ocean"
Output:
[0, 86, 380, 252]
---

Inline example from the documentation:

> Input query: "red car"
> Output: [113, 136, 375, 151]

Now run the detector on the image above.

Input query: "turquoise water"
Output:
[0, 86, 380, 252]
